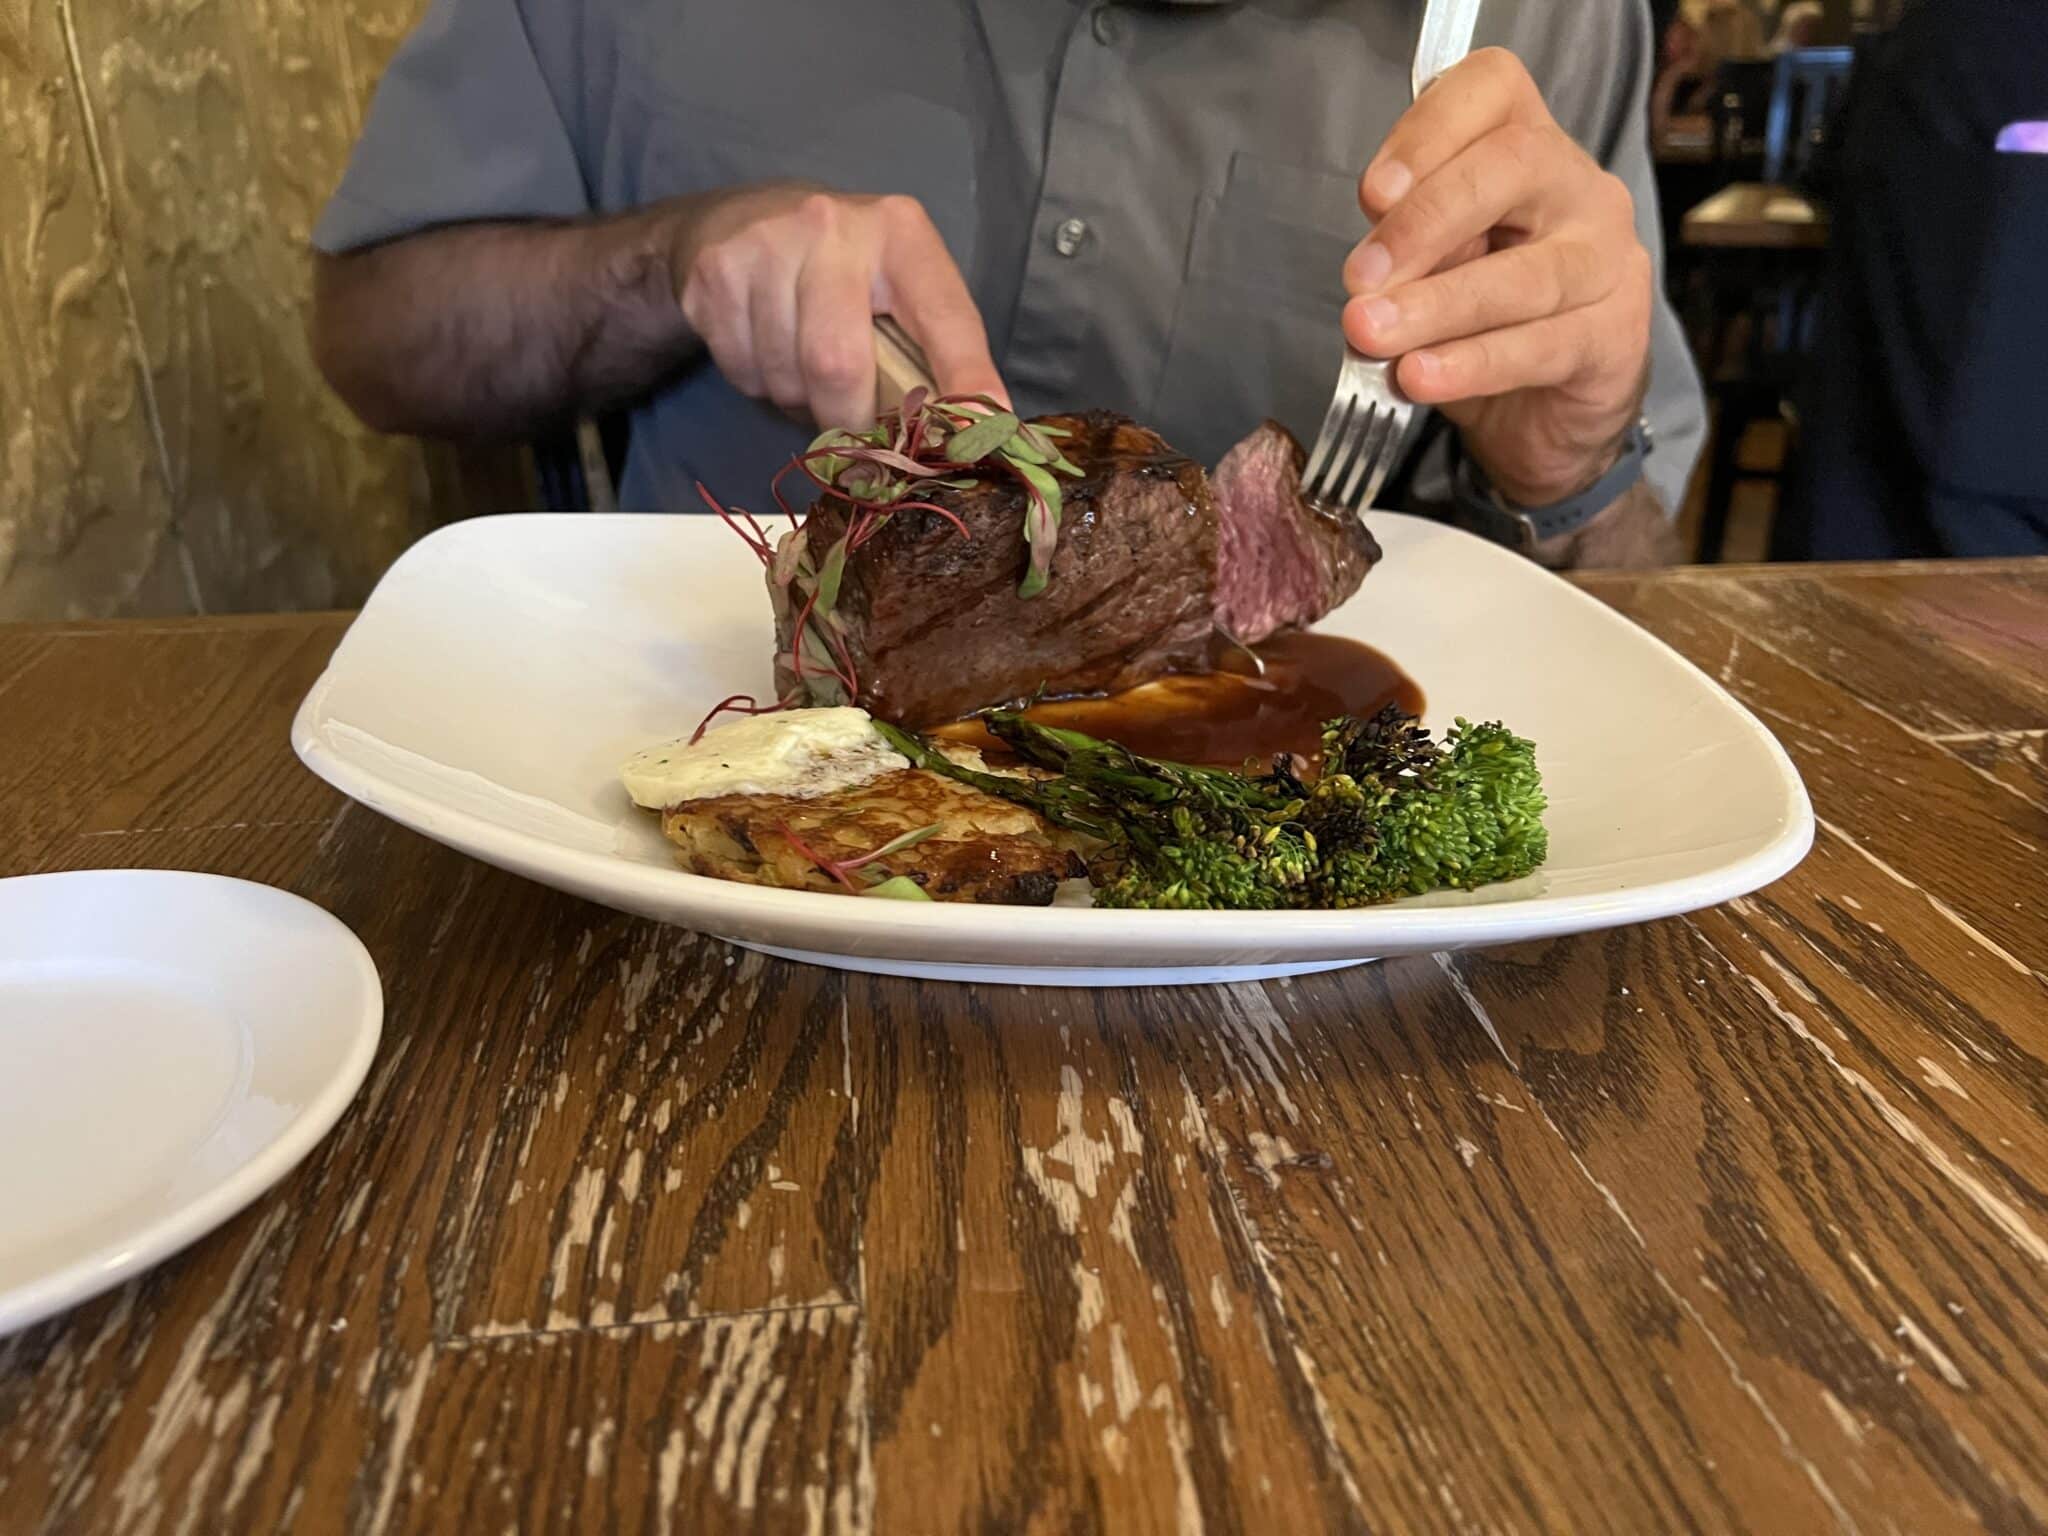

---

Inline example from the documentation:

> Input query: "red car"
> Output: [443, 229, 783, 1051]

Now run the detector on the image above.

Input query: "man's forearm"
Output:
[311, 202, 694, 439]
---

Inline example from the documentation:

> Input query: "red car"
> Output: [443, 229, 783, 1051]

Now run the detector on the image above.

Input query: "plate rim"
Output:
[0, 869, 384, 1337]
[291, 511, 1814, 964]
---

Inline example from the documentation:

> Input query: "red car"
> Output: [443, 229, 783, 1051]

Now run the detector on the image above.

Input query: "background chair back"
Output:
[1765, 46, 1856, 184]
[1710, 58, 1775, 175]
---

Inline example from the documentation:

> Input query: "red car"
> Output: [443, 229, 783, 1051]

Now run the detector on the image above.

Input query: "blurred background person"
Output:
[1699, 0, 1768, 63]
[1652, 15, 1720, 140]
[1769, 2, 1827, 53]
[1781, 0, 2048, 558]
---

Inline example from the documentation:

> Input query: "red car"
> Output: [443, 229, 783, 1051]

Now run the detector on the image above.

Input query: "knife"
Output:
[1412, 0, 1483, 99]
[873, 314, 938, 415]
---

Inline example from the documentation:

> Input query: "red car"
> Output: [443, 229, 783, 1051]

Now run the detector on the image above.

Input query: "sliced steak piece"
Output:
[770, 412, 1380, 727]
[777, 412, 1218, 727]
[1212, 420, 1382, 645]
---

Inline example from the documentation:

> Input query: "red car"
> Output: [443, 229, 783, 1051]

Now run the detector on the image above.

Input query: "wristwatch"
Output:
[1452, 418, 1652, 552]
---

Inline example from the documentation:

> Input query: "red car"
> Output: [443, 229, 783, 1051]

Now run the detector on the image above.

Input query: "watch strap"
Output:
[1453, 422, 1650, 551]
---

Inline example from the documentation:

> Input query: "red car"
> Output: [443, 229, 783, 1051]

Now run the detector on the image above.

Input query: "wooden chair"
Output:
[1710, 58, 1775, 173]
[1665, 58, 1775, 332]
[1764, 46, 1854, 184]
[1682, 46, 1856, 560]
[531, 414, 631, 513]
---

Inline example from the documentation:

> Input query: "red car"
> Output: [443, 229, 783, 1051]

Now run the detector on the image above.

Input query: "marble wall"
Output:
[0, 0, 519, 621]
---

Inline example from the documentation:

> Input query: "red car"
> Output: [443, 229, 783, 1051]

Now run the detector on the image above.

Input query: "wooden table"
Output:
[1683, 182, 1831, 250]
[5, 560, 2048, 1535]
[1652, 117, 1765, 167]
[1654, 119, 1715, 166]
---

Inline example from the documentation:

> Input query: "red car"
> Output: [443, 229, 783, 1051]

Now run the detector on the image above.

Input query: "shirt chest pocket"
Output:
[1153, 155, 1365, 464]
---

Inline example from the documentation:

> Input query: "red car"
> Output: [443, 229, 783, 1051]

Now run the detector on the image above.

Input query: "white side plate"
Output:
[291, 512, 1812, 985]
[0, 872, 382, 1336]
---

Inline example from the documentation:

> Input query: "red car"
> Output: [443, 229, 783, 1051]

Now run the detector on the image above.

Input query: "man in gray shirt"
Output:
[313, 0, 1703, 567]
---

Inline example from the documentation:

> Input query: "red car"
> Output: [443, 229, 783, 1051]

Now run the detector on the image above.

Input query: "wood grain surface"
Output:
[1681, 183, 1831, 250]
[3, 561, 2047, 1534]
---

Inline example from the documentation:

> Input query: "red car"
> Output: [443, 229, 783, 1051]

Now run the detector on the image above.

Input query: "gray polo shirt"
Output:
[316, 0, 1704, 520]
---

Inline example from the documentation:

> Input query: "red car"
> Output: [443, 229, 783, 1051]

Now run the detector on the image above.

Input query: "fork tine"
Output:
[1302, 393, 1355, 501]
[1304, 348, 1420, 515]
[1352, 404, 1411, 512]
[1315, 396, 1373, 509]
[1335, 402, 1393, 510]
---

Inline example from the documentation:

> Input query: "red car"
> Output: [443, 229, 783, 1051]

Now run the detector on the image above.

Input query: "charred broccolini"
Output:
[874, 704, 1547, 910]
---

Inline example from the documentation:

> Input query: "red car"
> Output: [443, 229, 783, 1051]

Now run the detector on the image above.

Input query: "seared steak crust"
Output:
[772, 411, 1377, 727]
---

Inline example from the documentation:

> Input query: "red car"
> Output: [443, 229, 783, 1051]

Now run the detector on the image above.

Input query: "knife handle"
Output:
[872, 315, 937, 416]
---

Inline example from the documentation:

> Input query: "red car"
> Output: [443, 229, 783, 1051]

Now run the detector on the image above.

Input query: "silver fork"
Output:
[1300, 351, 1415, 517]
[1301, 0, 1483, 517]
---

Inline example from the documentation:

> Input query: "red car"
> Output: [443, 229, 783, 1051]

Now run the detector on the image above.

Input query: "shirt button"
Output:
[1053, 217, 1089, 257]
[1091, 6, 1124, 45]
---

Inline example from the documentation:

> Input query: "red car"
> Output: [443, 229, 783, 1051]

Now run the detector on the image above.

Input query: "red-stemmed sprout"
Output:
[775, 820, 943, 894]
[692, 391, 1084, 738]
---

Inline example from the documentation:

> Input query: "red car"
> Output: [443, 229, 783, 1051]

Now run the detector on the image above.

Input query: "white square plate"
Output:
[292, 513, 1811, 986]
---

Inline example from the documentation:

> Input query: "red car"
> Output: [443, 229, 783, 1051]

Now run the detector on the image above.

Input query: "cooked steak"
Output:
[1213, 420, 1382, 645]
[772, 411, 1377, 727]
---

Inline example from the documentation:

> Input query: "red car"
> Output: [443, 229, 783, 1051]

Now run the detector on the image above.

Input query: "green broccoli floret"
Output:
[1273, 711, 1544, 905]
[1094, 805, 1317, 909]
[1410, 718, 1548, 887]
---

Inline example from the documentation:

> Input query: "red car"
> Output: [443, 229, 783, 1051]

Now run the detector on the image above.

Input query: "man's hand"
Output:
[674, 184, 1007, 430]
[1341, 49, 1654, 510]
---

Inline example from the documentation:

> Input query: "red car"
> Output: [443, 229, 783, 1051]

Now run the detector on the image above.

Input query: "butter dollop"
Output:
[621, 707, 909, 809]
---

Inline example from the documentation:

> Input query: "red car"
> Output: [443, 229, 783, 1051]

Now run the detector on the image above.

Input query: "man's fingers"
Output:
[1343, 238, 1614, 358]
[687, 189, 1003, 422]
[1346, 121, 1579, 295]
[1392, 309, 1598, 404]
[748, 258, 805, 411]
[796, 234, 878, 430]
[874, 197, 1009, 405]
[680, 254, 764, 398]
[1432, 235, 1491, 275]
[1358, 48, 1543, 219]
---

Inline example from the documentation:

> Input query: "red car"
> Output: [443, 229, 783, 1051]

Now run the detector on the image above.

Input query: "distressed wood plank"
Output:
[844, 977, 1358, 1536]
[1943, 729, 2048, 819]
[1595, 578, 2048, 976]
[4, 1283, 864, 1536]
[1671, 571, 2048, 738]
[0, 623, 344, 856]
[1450, 918, 2048, 1534]
[1, 820, 419, 1536]
[405, 1308, 865, 1535]
[0, 630, 61, 874]
[428, 927, 859, 1336]
[0, 628, 57, 689]
[1818, 572, 2048, 713]
[1169, 968, 1850, 1535]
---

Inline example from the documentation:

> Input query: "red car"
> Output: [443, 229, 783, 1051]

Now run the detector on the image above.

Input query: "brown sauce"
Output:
[932, 633, 1423, 770]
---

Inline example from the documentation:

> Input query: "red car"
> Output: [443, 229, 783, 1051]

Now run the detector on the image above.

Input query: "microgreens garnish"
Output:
[775, 820, 943, 893]
[696, 390, 1085, 734]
